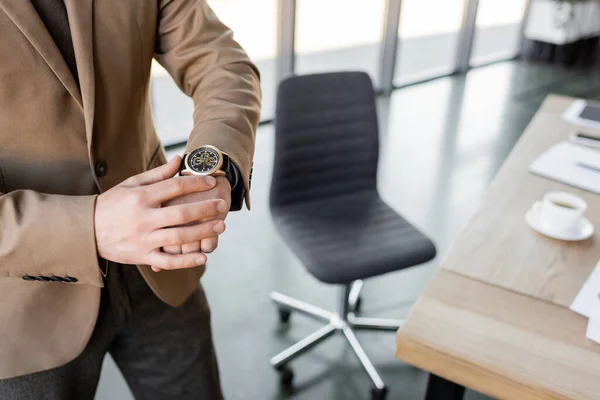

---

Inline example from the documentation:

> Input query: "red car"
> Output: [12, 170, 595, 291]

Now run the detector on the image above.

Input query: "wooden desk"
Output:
[395, 95, 600, 400]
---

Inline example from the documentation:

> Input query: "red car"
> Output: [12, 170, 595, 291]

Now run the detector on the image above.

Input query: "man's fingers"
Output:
[162, 245, 182, 254]
[200, 237, 219, 254]
[145, 176, 216, 205]
[147, 249, 207, 271]
[152, 242, 200, 272]
[182, 241, 202, 254]
[123, 156, 181, 186]
[153, 199, 227, 228]
[152, 220, 226, 247]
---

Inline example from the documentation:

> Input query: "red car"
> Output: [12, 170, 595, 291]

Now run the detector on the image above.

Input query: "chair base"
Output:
[270, 281, 402, 399]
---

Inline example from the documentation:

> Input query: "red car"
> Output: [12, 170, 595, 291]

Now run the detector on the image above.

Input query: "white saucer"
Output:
[525, 202, 594, 241]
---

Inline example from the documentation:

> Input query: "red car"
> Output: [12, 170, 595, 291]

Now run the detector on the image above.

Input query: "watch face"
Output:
[187, 147, 221, 174]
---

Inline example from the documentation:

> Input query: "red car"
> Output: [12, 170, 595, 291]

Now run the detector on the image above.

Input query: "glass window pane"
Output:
[470, 0, 527, 65]
[395, 0, 464, 83]
[295, 0, 386, 87]
[151, 0, 277, 146]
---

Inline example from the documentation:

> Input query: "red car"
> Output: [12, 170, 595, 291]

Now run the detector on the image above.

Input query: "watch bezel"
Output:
[184, 145, 224, 176]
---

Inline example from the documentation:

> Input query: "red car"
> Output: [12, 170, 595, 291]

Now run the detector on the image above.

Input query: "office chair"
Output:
[268, 72, 437, 400]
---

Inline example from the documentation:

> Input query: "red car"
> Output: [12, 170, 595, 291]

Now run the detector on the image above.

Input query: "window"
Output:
[470, 0, 527, 65]
[395, 0, 464, 84]
[295, 0, 386, 87]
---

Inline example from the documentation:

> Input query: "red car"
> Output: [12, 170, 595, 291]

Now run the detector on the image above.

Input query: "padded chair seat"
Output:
[272, 193, 436, 284]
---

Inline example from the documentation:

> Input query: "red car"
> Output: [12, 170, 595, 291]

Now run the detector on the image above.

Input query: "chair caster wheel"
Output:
[371, 386, 388, 400]
[354, 296, 363, 312]
[276, 364, 294, 387]
[278, 309, 291, 324]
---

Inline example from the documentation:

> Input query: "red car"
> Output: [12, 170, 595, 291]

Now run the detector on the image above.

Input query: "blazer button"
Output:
[22, 275, 36, 281]
[63, 276, 78, 283]
[95, 160, 108, 177]
[35, 276, 51, 282]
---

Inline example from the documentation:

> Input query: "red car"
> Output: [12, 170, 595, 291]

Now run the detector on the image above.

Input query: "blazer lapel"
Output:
[0, 1, 82, 108]
[65, 0, 96, 149]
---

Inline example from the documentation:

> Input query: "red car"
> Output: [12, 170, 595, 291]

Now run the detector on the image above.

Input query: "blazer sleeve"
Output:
[153, 0, 261, 210]
[0, 190, 104, 286]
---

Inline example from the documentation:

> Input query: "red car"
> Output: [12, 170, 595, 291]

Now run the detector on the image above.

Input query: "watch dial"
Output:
[188, 147, 220, 174]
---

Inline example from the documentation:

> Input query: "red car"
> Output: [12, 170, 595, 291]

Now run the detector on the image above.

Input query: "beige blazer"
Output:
[0, 0, 260, 379]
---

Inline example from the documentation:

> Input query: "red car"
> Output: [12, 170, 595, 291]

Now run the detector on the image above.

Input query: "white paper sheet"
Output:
[570, 261, 600, 319]
[529, 141, 600, 194]
[587, 318, 600, 344]
[571, 262, 600, 345]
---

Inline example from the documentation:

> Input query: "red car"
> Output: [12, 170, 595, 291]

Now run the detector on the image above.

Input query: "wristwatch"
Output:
[179, 145, 238, 189]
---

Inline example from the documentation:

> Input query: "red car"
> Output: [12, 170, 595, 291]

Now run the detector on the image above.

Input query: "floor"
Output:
[95, 59, 600, 400]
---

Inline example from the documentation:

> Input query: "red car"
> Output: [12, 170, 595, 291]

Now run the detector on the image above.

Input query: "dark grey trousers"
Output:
[0, 265, 223, 400]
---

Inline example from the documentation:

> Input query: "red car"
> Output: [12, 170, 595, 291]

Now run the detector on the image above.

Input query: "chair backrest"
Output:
[270, 72, 380, 210]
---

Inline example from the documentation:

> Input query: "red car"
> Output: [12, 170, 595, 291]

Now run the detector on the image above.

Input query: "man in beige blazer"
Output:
[0, 0, 260, 399]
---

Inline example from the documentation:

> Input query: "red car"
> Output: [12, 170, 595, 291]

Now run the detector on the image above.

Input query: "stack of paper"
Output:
[529, 141, 600, 194]
[570, 261, 600, 344]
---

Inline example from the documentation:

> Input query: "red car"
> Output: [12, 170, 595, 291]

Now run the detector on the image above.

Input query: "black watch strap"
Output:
[222, 154, 237, 190]
[228, 160, 244, 212]
[179, 155, 186, 175]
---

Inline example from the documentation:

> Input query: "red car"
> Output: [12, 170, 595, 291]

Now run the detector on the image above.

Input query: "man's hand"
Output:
[162, 176, 231, 263]
[94, 156, 229, 271]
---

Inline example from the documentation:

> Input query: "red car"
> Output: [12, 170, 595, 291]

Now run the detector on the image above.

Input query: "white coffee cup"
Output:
[533, 191, 587, 231]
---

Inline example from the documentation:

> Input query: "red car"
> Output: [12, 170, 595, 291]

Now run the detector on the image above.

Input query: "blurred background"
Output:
[151, 0, 530, 143]
[97, 0, 600, 399]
